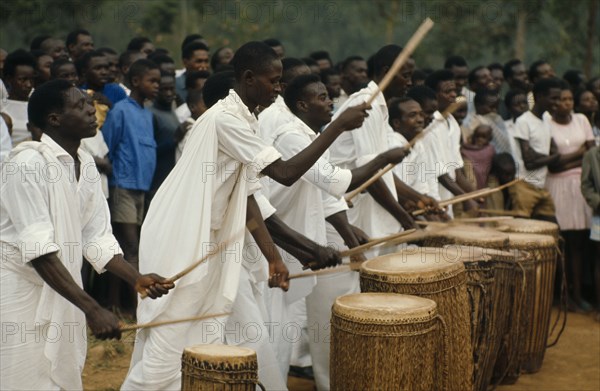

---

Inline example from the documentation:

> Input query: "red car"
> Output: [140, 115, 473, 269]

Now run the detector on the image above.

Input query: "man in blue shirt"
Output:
[102, 59, 159, 269]
[78, 50, 127, 106]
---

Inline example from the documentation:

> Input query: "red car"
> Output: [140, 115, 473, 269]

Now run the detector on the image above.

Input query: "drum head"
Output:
[507, 233, 556, 247]
[334, 293, 437, 322]
[183, 344, 256, 362]
[436, 225, 510, 245]
[361, 247, 465, 279]
[496, 218, 558, 235]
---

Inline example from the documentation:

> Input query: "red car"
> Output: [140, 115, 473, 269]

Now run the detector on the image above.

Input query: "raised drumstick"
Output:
[120, 312, 230, 331]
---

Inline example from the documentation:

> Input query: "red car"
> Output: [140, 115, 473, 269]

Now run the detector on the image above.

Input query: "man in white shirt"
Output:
[336, 56, 369, 111]
[329, 45, 425, 242]
[511, 77, 562, 221]
[0, 80, 172, 391]
[424, 70, 479, 215]
[3, 49, 36, 144]
[124, 42, 370, 390]
[266, 74, 409, 389]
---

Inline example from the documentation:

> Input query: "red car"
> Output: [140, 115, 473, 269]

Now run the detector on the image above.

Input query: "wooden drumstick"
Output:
[339, 229, 417, 258]
[120, 312, 230, 331]
[411, 179, 523, 216]
[140, 225, 253, 299]
[478, 209, 529, 218]
[366, 18, 434, 106]
[290, 264, 354, 280]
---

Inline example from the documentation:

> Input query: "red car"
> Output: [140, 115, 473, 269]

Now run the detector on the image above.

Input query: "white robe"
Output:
[0, 134, 120, 390]
[122, 89, 284, 390]
[328, 81, 402, 240]
[264, 116, 358, 390]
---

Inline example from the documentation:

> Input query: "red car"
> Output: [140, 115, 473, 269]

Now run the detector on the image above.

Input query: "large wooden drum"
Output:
[506, 233, 557, 374]
[181, 344, 263, 391]
[360, 249, 473, 391]
[495, 218, 559, 239]
[331, 293, 444, 391]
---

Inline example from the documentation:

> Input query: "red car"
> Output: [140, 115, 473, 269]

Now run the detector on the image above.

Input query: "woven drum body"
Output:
[421, 225, 510, 250]
[360, 249, 473, 391]
[181, 345, 261, 391]
[331, 293, 443, 391]
[507, 233, 557, 374]
[495, 218, 559, 240]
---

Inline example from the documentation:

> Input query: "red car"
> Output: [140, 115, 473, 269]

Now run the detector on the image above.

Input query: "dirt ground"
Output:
[83, 310, 600, 391]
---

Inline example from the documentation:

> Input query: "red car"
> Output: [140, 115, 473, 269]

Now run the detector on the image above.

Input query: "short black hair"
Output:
[281, 57, 307, 84]
[4, 49, 36, 78]
[488, 62, 503, 73]
[474, 89, 498, 107]
[310, 50, 331, 63]
[504, 89, 527, 108]
[412, 69, 428, 84]
[30, 35, 51, 51]
[185, 70, 210, 90]
[341, 56, 365, 72]
[574, 88, 593, 108]
[424, 69, 454, 92]
[118, 50, 140, 69]
[127, 59, 159, 84]
[148, 53, 174, 67]
[30, 49, 51, 61]
[75, 50, 106, 76]
[182, 42, 209, 60]
[301, 57, 317, 68]
[320, 68, 340, 84]
[444, 55, 467, 69]
[263, 38, 282, 47]
[202, 70, 235, 108]
[127, 37, 152, 52]
[284, 73, 321, 114]
[407, 85, 437, 107]
[28, 79, 73, 129]
[66, 29, 91, 48]
[97, 47, 117, 56]
[181, 34, 205, 52]
[388, 96, 416, 122]
[210, 47, 228, 71]
[532, 77, 564, 99]
[50, 59, 75, 78]
[231, 41, 279, 81]
[528, 60, 549, 82]
[369, 45, 403, 79]
[503, 59, 522, 79]
[563, 70, 584, 88]
[468, 66, 487, 86]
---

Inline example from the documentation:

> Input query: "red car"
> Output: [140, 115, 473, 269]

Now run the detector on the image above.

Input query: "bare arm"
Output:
[517, 138, 560, 171]
[365, 178, 417, 229]
[262, 103, 370, 186]
[549, 141, 588, 173]
[347, 147, 408, 191]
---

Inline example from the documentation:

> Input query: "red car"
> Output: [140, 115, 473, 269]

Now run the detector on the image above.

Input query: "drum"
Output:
[495, 218, 559, 239]
[420, 224, 510, 250]
[506, 233, 557, 374]
[331, 293, 445, 391]
[181, 344, 263, 391]
[360, 249, 473, 391]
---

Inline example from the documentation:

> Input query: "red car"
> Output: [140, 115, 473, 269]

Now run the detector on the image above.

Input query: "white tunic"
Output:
[1, 134, 120, 390]
[123, 90, 283, 390]
[258, 95, 296, 146]
[513, 111, 552, 188]
[3, 99, 30, 145]
[388, 131, 431, 196]
[328, 81, 401, 239]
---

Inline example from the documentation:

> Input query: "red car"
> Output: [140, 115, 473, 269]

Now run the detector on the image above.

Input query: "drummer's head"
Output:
[493, 153, 516, 185]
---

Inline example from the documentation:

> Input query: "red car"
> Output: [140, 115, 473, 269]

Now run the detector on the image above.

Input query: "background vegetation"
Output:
[1, 0, 598, 76]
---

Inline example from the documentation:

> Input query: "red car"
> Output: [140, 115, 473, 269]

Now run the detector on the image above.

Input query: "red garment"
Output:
[460, 143, 496, 189]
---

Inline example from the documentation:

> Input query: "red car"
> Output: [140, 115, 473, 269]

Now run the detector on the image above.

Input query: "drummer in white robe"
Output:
[0, 80, 172, 391]
[264, 74, 410, 389]
[123, 42, 370, 391]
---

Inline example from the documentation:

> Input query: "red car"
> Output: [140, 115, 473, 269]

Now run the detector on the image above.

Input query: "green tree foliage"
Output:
[0, 0, 598, 75]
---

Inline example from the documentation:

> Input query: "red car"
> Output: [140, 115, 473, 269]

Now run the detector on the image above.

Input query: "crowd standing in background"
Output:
[1, 28, 600, 390]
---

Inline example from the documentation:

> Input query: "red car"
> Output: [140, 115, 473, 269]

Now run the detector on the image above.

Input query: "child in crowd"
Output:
[461, 124, 496, 190]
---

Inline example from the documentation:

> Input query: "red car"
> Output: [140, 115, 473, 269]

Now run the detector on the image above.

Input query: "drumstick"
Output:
[366, 18, 434, 106]
[412, 179, 523, 216]
[289, 264, 354, 280]
[140, 225, 252, 299]
[478, 208, 529, 218]
[120, 312, 230, 331]
[339, 229, 417, 258]
[345, 100, 464, 206]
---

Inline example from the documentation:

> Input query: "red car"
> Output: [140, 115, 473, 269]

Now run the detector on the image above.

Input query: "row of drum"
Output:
[182, 218, 561, 391]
